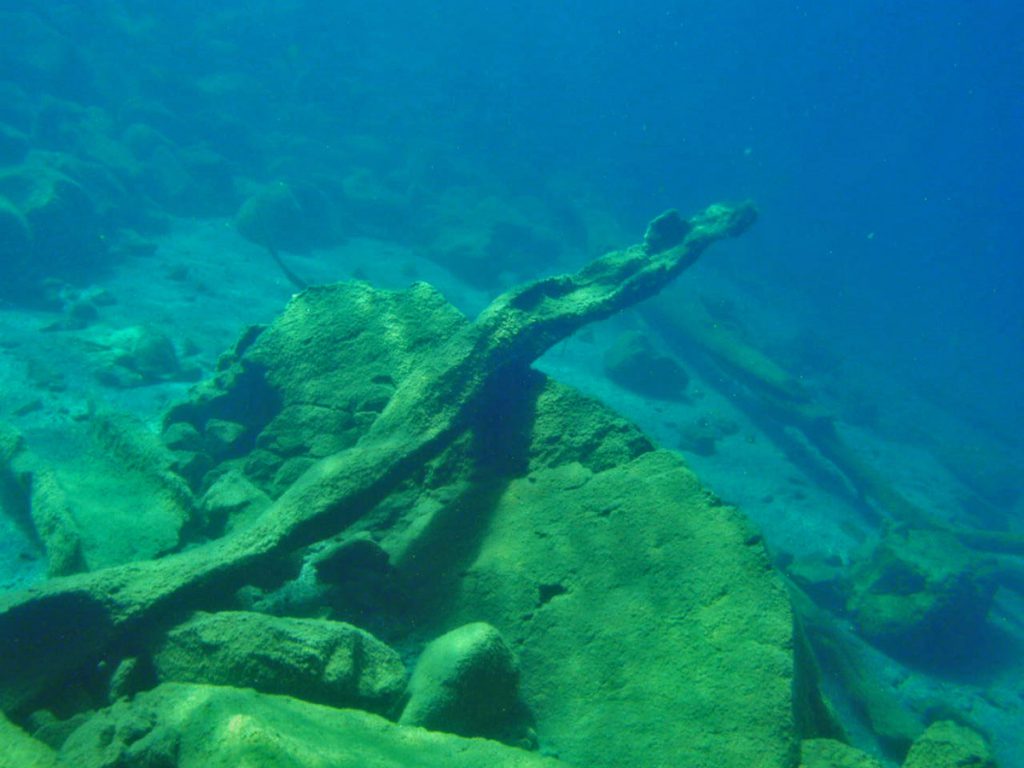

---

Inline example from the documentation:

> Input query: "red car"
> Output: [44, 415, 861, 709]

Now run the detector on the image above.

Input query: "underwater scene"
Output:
[0, 2, 1021, 767]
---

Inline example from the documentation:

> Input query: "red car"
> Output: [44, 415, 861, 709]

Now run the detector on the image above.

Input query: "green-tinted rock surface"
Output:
[0, 709, 59, 768]
[847, 527, 996, 664]
[901, 720, 996, 768]
[50, 414, 195, 571]
[402, 443, 797, 768]
[153, 611, 406, 715]
[800, 738, 884, 768]
[400, 622, 527, 744]
[58, 682, 571, 768]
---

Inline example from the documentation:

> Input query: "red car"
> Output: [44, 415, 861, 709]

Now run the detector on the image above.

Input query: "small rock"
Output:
[198, 469, 270, 534]
[400, 622, 528, 745]
[108, 657, 148, 702]
[162, 421, 203, 452]
[202, 418, 248, 458]
[902, 720, 995, 768]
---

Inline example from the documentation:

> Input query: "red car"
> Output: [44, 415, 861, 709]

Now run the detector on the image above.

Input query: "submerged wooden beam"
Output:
[646, 296, 1024, 558]
[0, 202, 756, 715]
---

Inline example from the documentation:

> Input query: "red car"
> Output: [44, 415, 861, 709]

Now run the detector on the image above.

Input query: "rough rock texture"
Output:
[0, 709, 59, 768]
[400, 622, 526, 744]
[1, 424, 84, 577]
[901, 720, 996, 768]
[152, 611, 406, 715]
[47, 413, 196, 571]
[58, 682, 571, 768]
[789, 585, 927, 759]
[163, 279, 468, 501]
[91, 324, 199, 388]
[0, 416, 193, 576]
[847, 527, 996, 665]
[800, 738, 884, 768]
[401, 441, 797, 768]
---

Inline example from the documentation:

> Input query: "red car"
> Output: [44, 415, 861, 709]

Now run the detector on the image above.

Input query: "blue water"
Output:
[133, 0, 1022, 434]
[1, 1, 1022, 764]
[6, 2, 1020, 433]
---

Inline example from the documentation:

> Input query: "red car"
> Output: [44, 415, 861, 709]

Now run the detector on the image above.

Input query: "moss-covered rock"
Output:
[153, 611, 406, 716]
[403, 445, 797, 768]
[400, 622, 528, 745]
[0, 709, 58, 768]
[162, 281, 467, 499]
[58, 683, 570, 768]
[0, 205, 783, 768]
[1, 424, 84, 577]
[800, 738, 884, 768]
[847, 527, 997, 666]
[901, 720, 996, 768]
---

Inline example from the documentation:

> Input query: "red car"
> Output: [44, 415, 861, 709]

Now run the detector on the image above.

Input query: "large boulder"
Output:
[58, 683, 571, 768]
[152, 611, 406, 716]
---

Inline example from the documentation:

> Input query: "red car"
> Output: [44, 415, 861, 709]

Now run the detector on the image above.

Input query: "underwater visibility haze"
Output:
[0, 2, 1021, 767]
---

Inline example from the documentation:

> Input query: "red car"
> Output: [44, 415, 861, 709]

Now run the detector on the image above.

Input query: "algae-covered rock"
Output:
[643, 208, 692, 254]
[902, 720, 996, 768]
[800, 738, 884, 768]
[92, 325, 200, 387]
[400, 622, 527, 745]
[197, 469, 271, 535]
[422, 190, 572, 288]
[3, 414, 196, 574]
[677, 411, 741, 456]
[1, 424, 84, 577]
[406, 444, 797, 768]
[163, 280, 467, 499]
[153, 611, 406, 715]
[847, 527, 997, 665]
[0, 709, 58, 768]
[102, 270, 796, 765]
[59, 683, 569, 768]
